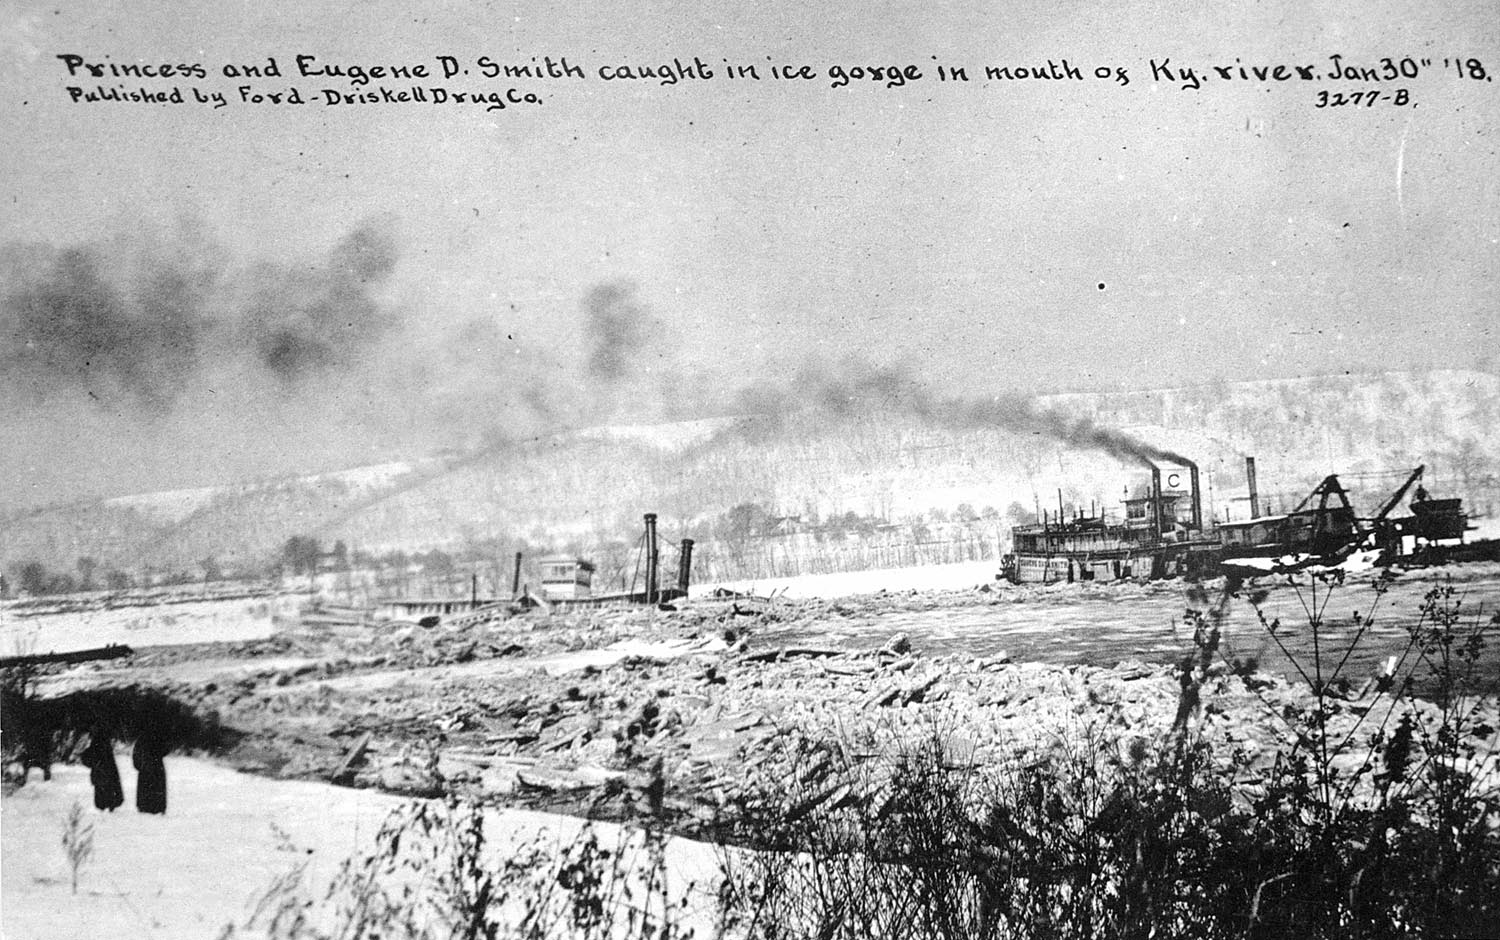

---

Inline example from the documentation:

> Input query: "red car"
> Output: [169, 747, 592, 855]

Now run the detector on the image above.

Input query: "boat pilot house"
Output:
[539, 556, 595, 601]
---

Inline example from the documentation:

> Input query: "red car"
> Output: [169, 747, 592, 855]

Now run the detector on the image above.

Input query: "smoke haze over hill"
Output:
[0, 221, 676, 510]
[1, 211, 1493, 519]
[2, 218, 1187, 512]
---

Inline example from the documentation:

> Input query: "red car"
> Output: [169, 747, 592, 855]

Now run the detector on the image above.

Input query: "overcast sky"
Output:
[1, 0, 1496, 506]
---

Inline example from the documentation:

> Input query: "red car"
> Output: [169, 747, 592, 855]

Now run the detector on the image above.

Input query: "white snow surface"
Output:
[0, 596, 296, 657]
[694, 559, 1001, 600]
[1, 759, 721, 940]
[1, 563, 998, 658]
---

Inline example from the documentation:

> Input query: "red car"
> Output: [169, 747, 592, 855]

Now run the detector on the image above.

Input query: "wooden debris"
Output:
[516, 765, 625, 792]
[0, 644, 133, 668]
[329, 732, 372, 786]
[740, 646, 846, 663]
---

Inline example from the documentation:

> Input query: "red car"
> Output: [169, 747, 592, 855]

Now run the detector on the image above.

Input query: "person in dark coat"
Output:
[81, 732, 125, 811]
[17, 709, 53, 783]
[19, 729, 53, 783]
[132, 732, 168, 815]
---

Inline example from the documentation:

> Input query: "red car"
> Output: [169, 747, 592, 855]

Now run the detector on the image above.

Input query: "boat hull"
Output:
[1007, 550, 1165, 584]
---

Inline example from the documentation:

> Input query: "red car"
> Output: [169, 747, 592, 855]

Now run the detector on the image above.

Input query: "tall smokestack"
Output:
[1186, 460, 1202, 531]
[644, 513, 658, 604]
[1151, 466, 1164, 537]
[677, 538, 694, 594]
[1245, 457, 1260, 520]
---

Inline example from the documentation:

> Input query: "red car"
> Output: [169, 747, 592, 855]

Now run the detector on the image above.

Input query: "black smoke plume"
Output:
[2, 244, 211, 413]
[583, 282, 652, 384]
[0, 221, 1183, 513]
[0, 217, 555, 511]
[240, 219, 400, 383]
[734, 357, 1191, 468]
[1, 217, 402, 409]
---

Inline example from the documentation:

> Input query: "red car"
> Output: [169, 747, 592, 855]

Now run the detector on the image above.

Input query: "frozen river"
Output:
[0, 594, 296, 656]
[6, 563, 1497, 696]
[768, 563, 1500, 693]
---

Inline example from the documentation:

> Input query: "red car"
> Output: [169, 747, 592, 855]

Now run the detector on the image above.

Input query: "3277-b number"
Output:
[1316, 89, 1411, 108]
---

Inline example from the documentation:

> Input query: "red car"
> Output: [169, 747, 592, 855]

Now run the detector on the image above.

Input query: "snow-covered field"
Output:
[2, 760, 404, 939]
[0, 596, 297, 657]
[1, 759, 720, 940]
[102, 486, 222, 523]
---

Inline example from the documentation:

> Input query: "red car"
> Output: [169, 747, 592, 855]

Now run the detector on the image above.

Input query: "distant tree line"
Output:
[0, 496, 1048, 599]
[2, 557, 135, 598]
